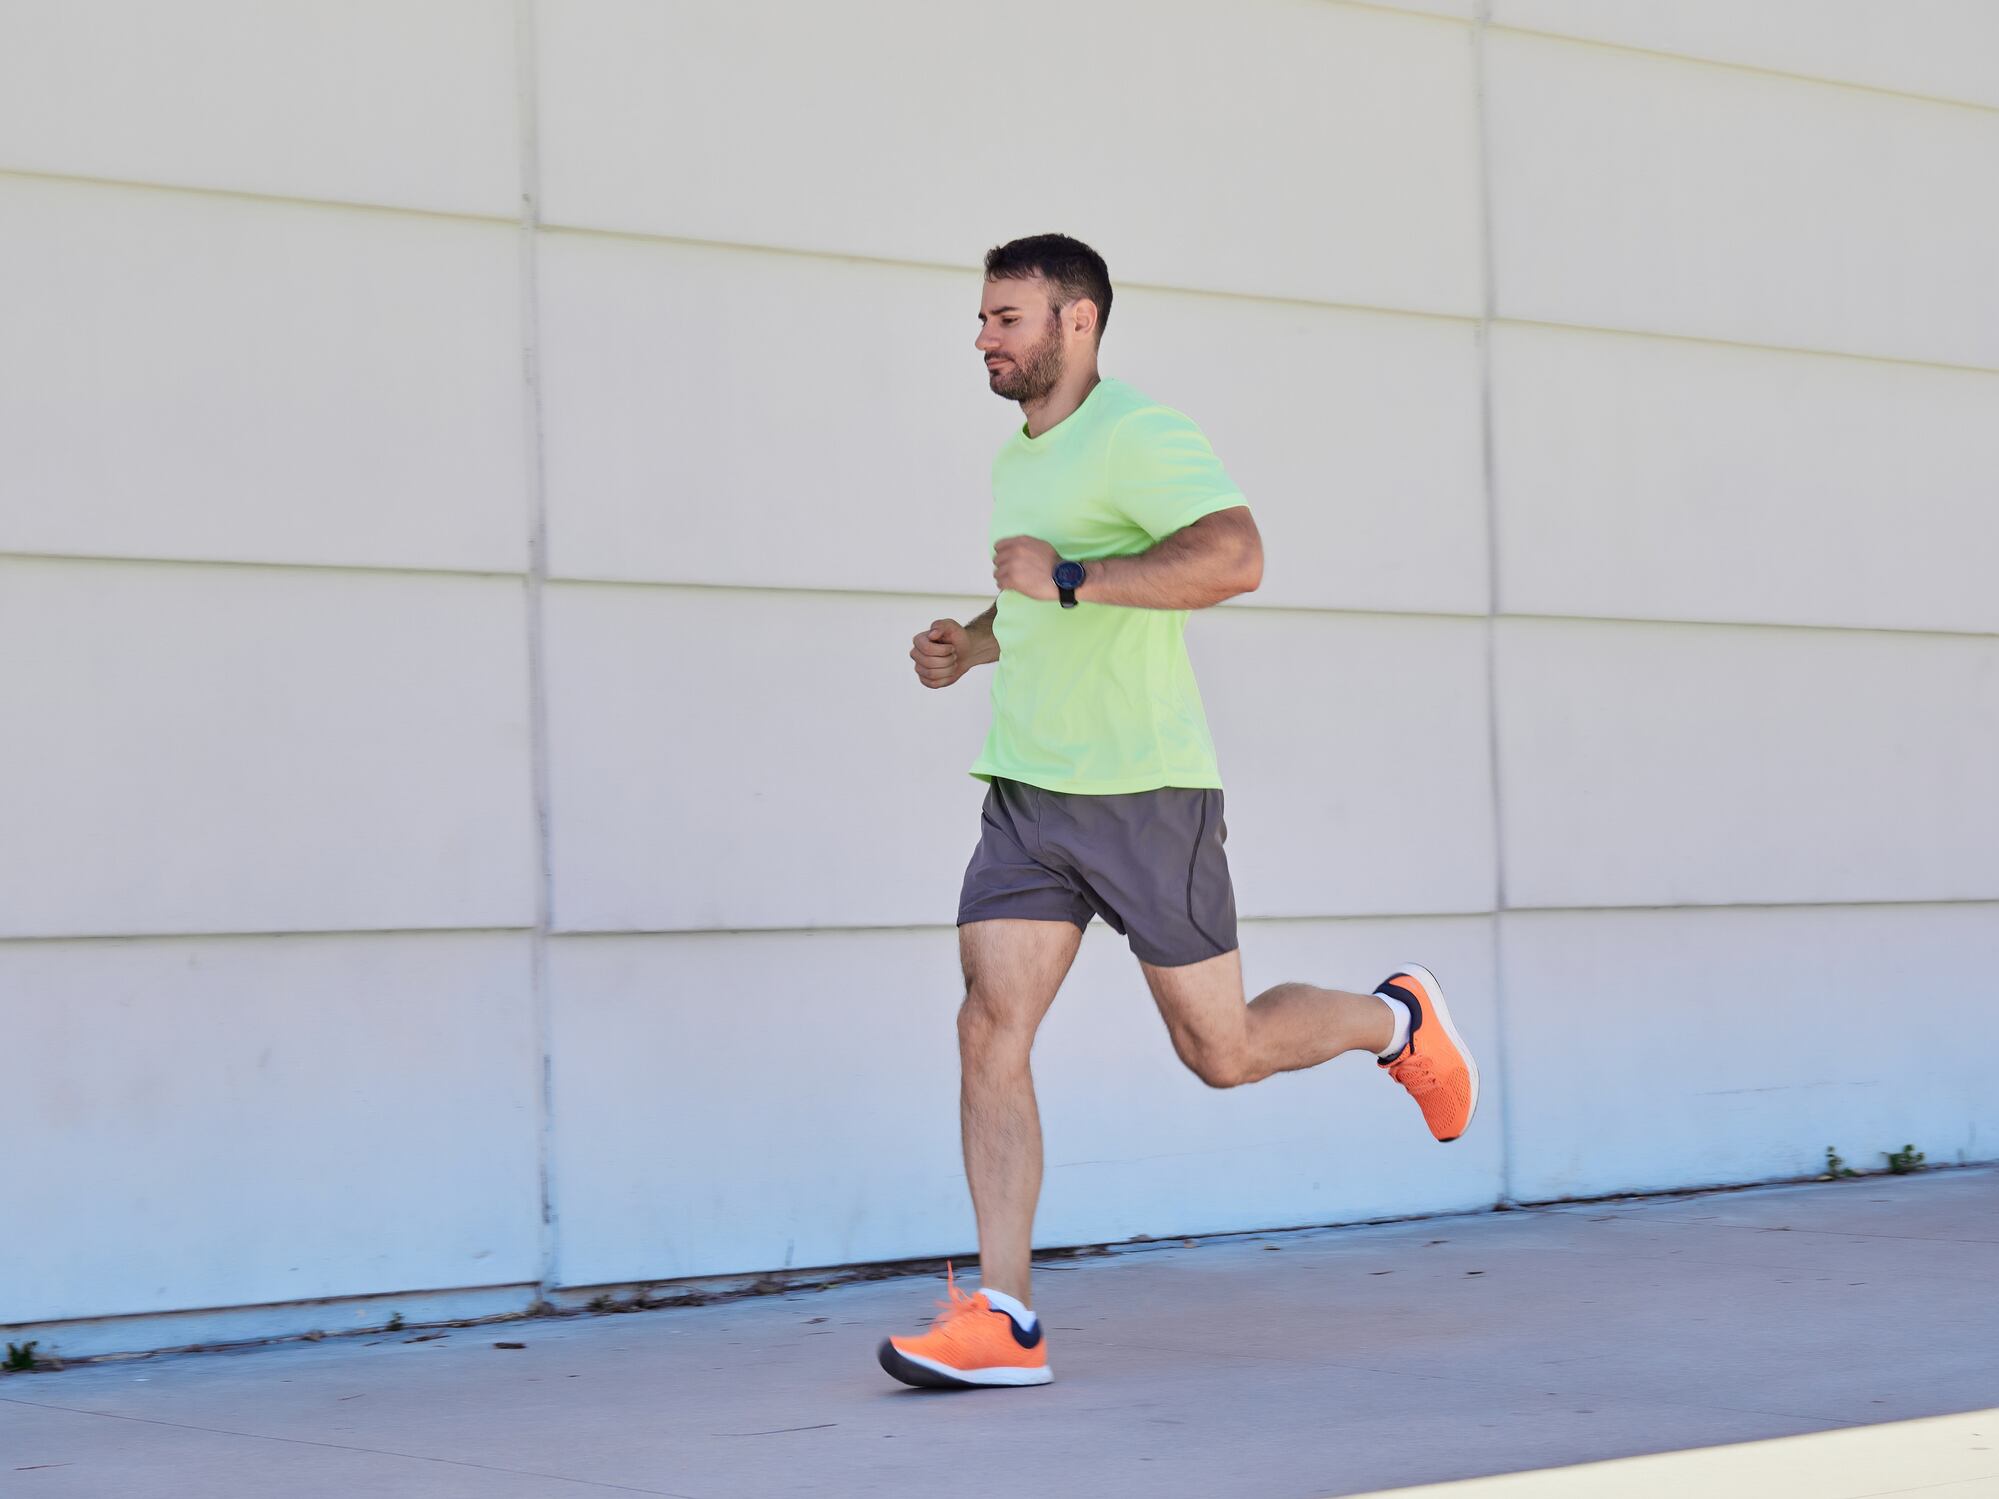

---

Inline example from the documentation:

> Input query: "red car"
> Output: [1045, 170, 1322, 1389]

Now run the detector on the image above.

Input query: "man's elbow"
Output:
[1221, 522, 1262, 597]
[1226, 508, 1263, 596]
[1237, 539, 1264, 596]
[1207, 549, 1259, 607]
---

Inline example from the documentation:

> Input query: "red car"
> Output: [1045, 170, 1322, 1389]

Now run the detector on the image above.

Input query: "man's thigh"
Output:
[1139, 948, 1248, 1064]
[959, 919, 1084, 1031]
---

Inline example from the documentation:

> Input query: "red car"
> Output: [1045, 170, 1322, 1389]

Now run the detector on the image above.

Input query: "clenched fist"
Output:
[911, 618, 973, 689]
[993, 535, 1059, 601]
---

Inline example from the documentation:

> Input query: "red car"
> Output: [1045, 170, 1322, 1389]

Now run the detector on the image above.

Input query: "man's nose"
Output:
[975, 327, 1001, 351]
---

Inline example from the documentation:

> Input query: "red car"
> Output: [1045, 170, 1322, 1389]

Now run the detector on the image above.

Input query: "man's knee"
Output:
[1181, 1039, 1258, 1090]
[958, 987, 1033, 1060]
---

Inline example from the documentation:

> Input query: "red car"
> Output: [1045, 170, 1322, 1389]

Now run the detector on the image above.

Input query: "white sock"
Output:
[1376, 994, 1412, 1059]
[978, 1286, 1037, 1330]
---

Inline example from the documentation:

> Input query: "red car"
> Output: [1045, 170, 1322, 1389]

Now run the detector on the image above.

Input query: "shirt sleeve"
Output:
[1107, 404, 1249, 541]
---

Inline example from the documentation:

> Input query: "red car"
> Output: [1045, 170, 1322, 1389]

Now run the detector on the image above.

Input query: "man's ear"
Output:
[1067, 297, 1100, 341]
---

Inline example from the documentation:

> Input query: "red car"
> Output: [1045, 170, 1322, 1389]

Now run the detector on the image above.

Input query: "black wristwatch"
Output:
[1053, 559, 1087, 609]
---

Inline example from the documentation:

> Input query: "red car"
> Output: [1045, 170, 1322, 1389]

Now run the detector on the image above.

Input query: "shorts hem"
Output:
[1129, 939, 1239, 969]
[957, 897, 1093, 931]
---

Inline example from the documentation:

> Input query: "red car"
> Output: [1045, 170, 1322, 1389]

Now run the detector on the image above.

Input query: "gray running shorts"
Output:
[957, 777, 1239, 968]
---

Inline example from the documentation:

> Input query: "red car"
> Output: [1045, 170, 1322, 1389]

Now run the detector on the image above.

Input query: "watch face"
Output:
[1053, 561, 1086, 589]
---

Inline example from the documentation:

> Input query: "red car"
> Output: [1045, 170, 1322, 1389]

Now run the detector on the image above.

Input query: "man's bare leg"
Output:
[1139, 949, 1392, 1088]
[958, 918, 1083, 1304]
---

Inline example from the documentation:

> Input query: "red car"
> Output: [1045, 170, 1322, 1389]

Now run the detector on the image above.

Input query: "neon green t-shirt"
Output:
[970, 377, 1248, 795]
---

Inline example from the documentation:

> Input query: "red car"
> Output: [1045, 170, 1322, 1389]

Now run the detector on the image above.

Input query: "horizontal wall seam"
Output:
[0, 549, 528, 582]
[532, 221, 1484, 326]
[10, 900, 1992, 948]
[1322, 1, 1475, 35]
[1318, 1, 1999, 116]
[0, 165, 520, 226]
[1483, 19, 1999, 117]
[1495, 897, 1999, 917]
[520, 576, 1496, 622]
[542, 897, 1999, 934]
[1493, 610, 1999, 644]
[1490, 315, 1999, 381]
[8, 554, 1993, 643]
[0, 927, 538, 948]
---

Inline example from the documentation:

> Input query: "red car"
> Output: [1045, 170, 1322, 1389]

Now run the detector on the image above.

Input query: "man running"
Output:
[879, 234, 1477, 1391]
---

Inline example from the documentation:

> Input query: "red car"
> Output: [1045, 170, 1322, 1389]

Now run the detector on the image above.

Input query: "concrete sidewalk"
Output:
[4, 1168, 1995, 1498]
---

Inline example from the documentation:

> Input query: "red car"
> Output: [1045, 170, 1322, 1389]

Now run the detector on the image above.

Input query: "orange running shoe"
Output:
[1376, 964, 1479, 1142]
[877, 1265, 1052, 1389]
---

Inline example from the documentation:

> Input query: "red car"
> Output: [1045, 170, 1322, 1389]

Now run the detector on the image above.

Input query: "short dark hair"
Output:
[983, 233, 1112, 339]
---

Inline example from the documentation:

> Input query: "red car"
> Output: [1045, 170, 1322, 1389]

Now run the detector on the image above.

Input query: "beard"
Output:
[986, 314, 1065, 403]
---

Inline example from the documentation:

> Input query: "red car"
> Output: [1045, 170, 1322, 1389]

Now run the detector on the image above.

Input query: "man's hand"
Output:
[993, 535, 1059, 602]
[911, 618, 974, 689]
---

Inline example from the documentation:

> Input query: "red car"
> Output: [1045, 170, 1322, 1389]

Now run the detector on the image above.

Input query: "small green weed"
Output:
[1885, 1143, 1927, 1175]
[1822, 1146, 1859, 1180]
[385, 1312, 404, 1332]
[4, 1341, 40, 1372]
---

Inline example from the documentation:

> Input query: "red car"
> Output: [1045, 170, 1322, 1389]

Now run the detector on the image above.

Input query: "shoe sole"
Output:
[1397, 962, 1479, 1143]
[877, 1339, 1053, 1388]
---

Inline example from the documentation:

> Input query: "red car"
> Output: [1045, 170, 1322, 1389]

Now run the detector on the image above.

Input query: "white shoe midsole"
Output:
[895, 1346, 1053, 1385]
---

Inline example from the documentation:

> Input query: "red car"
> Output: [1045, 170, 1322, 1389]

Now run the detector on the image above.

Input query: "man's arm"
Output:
[991, 506, 1262, 611]
[910, 601, 1000, 689]
[959, 603, 1000, 659]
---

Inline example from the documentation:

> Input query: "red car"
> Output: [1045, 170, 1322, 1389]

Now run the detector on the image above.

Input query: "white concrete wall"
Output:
[4, 1, 1994, 1357]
